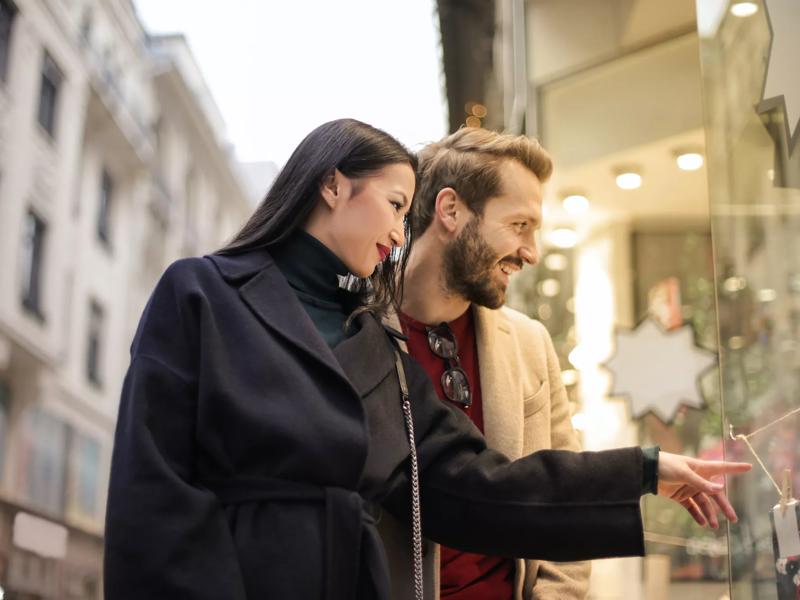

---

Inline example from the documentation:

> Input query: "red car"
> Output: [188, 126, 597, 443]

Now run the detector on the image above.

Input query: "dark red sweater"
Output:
[399, 309, 515, 600]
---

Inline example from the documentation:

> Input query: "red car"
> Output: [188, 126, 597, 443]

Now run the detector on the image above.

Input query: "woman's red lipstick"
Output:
[377, 244, 392, 261]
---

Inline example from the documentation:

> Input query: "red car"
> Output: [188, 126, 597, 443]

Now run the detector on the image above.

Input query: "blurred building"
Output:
[0, 0, 251, 597]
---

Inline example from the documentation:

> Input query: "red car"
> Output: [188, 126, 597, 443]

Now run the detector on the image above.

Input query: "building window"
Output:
[79, 8, 92, 46]
[97, 169, 113, 247]
[20, 210, 46, 320]
[0, 0, 16, 83]
[0, 381, 9, 483]
[37, 52, 62, 138]
[86, 300, 104, 387]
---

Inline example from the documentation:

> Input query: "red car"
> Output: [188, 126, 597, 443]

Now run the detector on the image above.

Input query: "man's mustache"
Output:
[499, 257, 523, 270]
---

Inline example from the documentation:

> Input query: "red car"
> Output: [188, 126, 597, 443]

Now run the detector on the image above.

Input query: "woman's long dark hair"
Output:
[219, 118, 417, 318]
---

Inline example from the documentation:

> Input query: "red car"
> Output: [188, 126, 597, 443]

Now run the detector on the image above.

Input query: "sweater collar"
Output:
[270, 230, 351, 304]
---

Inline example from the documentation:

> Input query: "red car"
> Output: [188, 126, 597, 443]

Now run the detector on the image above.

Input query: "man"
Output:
[380, 128, 591, 599]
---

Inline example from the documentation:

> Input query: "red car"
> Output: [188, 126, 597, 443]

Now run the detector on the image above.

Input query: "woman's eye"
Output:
[390, 201, 403, 212]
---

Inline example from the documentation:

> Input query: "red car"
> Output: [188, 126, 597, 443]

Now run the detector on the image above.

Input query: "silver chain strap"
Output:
[394, 348, 424, 600]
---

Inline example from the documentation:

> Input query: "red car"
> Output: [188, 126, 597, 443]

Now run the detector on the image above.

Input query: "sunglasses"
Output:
[425, 322, 472, 407]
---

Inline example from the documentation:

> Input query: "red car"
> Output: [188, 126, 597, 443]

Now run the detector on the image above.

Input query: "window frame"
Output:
[36, 51, 63, 138]
[20, 209, 46, 321]
[0, 0, 17, 84]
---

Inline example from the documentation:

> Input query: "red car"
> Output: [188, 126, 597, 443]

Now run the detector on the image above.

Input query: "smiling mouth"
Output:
[499, 261, 521, 276]
[377, 244, 392, 261]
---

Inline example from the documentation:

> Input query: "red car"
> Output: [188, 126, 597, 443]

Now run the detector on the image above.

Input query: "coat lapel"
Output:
[473, 305, 524, 459]
[208, 250, 359, 397]
[333, 313, 396, 398]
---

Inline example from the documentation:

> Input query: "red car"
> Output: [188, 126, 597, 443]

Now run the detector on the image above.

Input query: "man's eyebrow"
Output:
[509, 211, 540, 224]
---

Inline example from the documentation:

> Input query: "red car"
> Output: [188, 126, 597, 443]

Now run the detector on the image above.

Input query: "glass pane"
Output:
[697, 1, 800, 599]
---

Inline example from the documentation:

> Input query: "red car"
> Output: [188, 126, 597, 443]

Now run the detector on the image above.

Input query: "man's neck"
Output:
[401, 236, 471, 325]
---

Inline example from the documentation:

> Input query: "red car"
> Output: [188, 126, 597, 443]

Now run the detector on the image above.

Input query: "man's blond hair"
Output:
[412, 128, 553, 234]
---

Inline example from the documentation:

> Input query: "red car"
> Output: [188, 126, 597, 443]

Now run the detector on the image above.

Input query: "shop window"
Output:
[631, 229, 726, 588]
[36, 52, 62, 138]
[0, 0, 15, 83]
[67, 432, 100, 520]
[20, 210, 46, 321]
[14, 407, 68, 515]
[96, 169, 113, 248]
[86, 301, 104, 387]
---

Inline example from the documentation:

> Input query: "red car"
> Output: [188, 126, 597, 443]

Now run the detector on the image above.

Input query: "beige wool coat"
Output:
[380, 304, 591, 600]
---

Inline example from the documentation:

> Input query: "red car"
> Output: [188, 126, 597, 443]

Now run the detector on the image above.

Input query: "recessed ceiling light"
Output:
[544, 253, 568, 271]
[537, 304, 553, 320]
[676, 152, 704, 171]
[547, 228, 578, 249]
[561, 369, 579, 386]
[757, 288, 777, 302]
[615, 171, 642, 190]
[537, 278, 561, 297]
[730, 2, 758, 17]
[562, 194, 590, 215]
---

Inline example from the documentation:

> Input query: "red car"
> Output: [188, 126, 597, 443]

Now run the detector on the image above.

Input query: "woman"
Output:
[104, 119, 748, 599]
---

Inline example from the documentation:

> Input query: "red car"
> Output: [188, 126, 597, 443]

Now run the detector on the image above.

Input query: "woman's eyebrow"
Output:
[390, 190, 410, 205]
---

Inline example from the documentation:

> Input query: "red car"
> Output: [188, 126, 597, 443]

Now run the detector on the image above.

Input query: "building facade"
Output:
[0, 1, 252, 597]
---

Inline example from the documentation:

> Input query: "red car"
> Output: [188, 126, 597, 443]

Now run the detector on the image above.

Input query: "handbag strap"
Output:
[392, 345, 424, 600]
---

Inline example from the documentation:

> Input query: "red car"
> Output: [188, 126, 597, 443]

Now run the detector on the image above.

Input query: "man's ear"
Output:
[434, 187, 461, 233]
[319, 169, 343, 209]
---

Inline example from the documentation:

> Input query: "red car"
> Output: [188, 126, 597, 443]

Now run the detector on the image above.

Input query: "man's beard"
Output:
[442, 218, 521, 309]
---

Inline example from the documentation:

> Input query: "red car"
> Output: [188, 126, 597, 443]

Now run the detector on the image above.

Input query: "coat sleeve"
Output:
[382, 350, 646, 563]
[526, 321, 591, 599]
[104, 261, 247, 599]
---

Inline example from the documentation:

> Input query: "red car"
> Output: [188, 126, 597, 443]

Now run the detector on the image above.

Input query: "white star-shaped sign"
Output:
[758, 0, 800, 153]
[604, 319, 717, 423]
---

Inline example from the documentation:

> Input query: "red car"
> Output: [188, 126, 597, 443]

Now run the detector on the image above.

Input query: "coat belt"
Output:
[207, 476, 377, 600]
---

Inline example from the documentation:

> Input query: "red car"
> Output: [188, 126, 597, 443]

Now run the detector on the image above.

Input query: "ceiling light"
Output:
[615, 171, 642, 190]
[562, 194, 590, 215]
[730, 2, 758, 17]
[538, 278, 561, 297]
[757, 288, 777, 302]
[723, 276, 747, 293]
[544, 253, 568, 271]
[676, 152, 704, 171]
[537, 304, 552, 320]
[561, 369, 578, 386]
[547, 228, 578, 249]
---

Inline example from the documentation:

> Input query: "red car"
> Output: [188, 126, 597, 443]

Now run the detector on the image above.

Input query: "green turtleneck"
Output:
[271, 230, 361, 348]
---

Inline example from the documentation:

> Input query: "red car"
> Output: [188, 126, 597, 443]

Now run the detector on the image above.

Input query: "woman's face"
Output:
[312, 163, 416, 278]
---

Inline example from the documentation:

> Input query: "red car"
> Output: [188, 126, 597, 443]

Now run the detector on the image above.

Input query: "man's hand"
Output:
[657, 452, 751, 528]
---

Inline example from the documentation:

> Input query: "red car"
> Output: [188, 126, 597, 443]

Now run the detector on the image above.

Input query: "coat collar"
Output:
[333, 313, 397, 398]
[209, 248, 272, 282]
[207, 249, 394, 399]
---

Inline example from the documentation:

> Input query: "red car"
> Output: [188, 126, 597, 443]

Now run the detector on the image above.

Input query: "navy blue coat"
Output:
[104, 248, 646, 599]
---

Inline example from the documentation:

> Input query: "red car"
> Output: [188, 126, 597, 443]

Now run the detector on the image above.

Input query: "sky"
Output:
[133, 0, 448, 167]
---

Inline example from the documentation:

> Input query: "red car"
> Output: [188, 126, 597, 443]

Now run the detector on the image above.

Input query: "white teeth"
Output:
[499, 263, 520, 276]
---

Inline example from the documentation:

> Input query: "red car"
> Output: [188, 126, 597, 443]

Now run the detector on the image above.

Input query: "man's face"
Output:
[442, 160, 543, 309]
